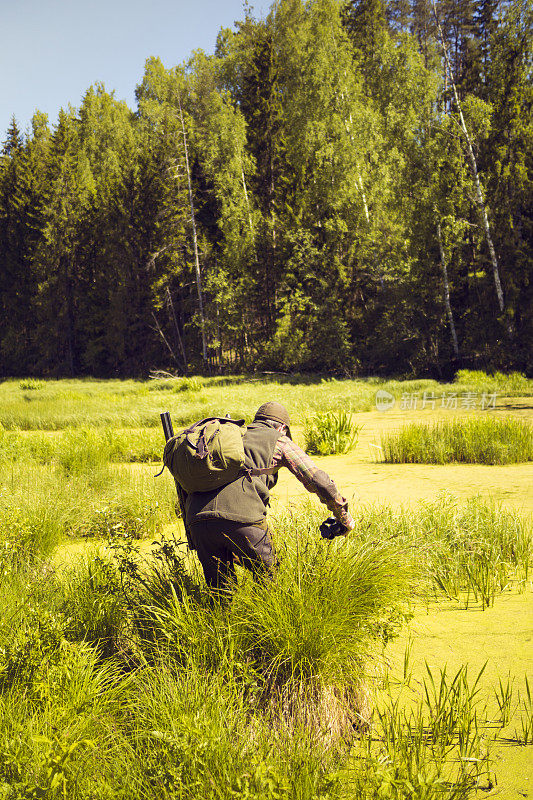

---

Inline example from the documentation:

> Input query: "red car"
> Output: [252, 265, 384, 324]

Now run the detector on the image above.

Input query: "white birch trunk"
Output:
[437, 222, 460, 358]
[241, 165, 255, 240]
[178, 95, 208, 363]
[356, 170, 370, 224]
[341, 102, 370, 223]
[432, 0, 505, 315]
[166, 286, 188, 370]
[152, 312, 181, 369]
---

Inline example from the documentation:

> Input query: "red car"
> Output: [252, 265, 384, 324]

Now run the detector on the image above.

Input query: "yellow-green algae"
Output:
[385, 591, 533, 799]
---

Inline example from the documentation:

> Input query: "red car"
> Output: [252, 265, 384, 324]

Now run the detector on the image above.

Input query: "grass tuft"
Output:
[304, 410, 361, 455]
[381, 418, 533, 465]
[18, 379, 45, 391]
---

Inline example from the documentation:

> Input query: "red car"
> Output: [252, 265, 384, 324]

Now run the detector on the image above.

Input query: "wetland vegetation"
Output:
[381, 417, 533, 465]
[0, 373, 531, 797]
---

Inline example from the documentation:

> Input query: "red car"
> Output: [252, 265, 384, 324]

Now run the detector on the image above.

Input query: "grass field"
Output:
[0, 372, 531, 798]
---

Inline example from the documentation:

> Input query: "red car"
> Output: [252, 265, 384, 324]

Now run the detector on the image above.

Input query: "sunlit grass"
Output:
[0, 427, 163, 466]
[0, 493, 529, 796]
[304, 410, 361, 455]
[381, 418, 533, 465]
[0, 372, 531, 796]
[1, 370, 530, 431]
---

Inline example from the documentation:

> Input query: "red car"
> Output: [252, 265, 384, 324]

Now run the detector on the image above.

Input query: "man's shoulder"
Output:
[246, 420, 282, 438]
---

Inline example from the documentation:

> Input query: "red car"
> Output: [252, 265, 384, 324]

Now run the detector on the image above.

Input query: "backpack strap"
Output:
[183, 417, 246, 434]
[242, 464, 279, 481]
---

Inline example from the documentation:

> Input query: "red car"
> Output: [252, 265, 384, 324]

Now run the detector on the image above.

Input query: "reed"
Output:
[381, 418, 533, 465]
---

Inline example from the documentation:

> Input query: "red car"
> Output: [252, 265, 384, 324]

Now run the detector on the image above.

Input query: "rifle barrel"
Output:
[160, 411, 174, 442]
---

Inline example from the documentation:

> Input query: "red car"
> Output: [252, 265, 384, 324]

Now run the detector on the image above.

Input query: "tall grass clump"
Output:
[354, 662, 495, 799]
[127, 508, 412, 737]
[129, 664, 343, 799]
[54, 427, 113, 489]
[148, 375, 204, 393]
[18, 378, 45, 391]
[350, 494, 532, 607]
[304, 410, 361, 455]
[58, 551, 130, 658]
[381, 418, 533, 464]
[454, 369, 533, 396]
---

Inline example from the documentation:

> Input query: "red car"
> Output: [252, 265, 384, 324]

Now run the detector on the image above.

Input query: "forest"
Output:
[0, 0, 531, 378]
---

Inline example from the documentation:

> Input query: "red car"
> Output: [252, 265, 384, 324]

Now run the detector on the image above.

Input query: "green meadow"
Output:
[0, 372, 531, 799]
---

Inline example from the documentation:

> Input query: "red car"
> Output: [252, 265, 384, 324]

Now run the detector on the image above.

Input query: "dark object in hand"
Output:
[319, 517, 347, 540]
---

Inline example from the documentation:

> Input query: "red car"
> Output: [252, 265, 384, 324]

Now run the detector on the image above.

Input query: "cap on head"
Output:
[254, 401, 292, 439]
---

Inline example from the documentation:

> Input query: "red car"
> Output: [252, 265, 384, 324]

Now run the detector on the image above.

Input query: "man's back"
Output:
[185, 421, 283, 527]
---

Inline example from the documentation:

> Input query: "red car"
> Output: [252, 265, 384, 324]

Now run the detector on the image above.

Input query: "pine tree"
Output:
[0, 113, 51, 375]
[1, 116, 23, 156]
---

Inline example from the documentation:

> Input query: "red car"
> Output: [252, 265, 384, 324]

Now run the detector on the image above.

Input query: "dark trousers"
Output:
[189, 518, 277, 590]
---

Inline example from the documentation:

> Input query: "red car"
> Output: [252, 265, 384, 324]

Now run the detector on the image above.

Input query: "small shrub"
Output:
[304, 410, 360, 455]
[0, 609, 63, 693]
[174, 376, 203, 393]
[18, 379, 45, 391]
[148, 376, 203, 393]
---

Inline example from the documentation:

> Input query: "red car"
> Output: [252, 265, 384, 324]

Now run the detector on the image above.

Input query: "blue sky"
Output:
[1, 0, 266, 139]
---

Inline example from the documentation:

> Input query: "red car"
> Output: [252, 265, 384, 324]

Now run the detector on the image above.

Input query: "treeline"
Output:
[0, 0, 531, 378]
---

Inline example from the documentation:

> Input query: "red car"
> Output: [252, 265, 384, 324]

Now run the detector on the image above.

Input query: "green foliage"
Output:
[55, 428, 113, 488]
[0, 608, 63, 694]
[0, 457, 177, 566]
[58, 554, 129, 657]
[0, 484, 74, 566]
[80, 498, 161, 540]
[148, 376, 204, 393]
[0, 374, 530, 436]
[1, 0, 531, 376]
[0, 426, 162, 467]
[304, 410, 361, 455]
[381, 418, 533, 465]
[354, 663, 495, 799]
[146, 516, 409, 679]
[18, 379, 45, 391]
[515, 676, 533, 745]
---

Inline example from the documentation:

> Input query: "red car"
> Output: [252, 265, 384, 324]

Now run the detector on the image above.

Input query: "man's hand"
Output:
[319, 517, 350, 540]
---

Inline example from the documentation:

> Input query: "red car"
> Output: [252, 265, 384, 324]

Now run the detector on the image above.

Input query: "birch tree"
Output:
[431, 0, 506, 317]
